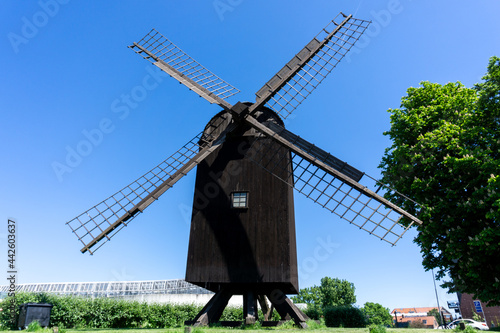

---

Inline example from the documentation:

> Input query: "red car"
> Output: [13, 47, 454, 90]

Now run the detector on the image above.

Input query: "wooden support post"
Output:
[257, 295, 272, 321]
[186, 288, 309, 329]
[243, 291, 258, 325]
[186, 289, 232, 326]
[267, 290, 309, 328]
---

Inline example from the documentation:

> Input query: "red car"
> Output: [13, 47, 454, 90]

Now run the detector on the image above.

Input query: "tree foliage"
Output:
[379, 56, 500, 305]
[320, 276, 357, 307]
[291, 276, 356, 307]
[362, 302, 393, 326]
[291, 285, 322, 306]
[427, 308, 444, 326]
[323, 306, 367, 328]
[291, 276, 356, 317]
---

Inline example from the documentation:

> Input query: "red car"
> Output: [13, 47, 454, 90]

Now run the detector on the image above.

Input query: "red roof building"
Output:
[393, 315, 438, 329]
[391, 307, 453, 328]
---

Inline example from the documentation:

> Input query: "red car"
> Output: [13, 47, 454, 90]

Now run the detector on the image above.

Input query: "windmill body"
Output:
[66, 13, 423, 328]
[186, 106, 298, 295]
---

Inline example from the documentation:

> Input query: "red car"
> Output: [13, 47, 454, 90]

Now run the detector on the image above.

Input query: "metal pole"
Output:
[457, 298, 463, 319]
[480, 302, 488, 325]
[432, 269, 446, 326]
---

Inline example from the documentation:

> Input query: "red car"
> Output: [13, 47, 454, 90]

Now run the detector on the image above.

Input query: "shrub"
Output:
[306, 319, 326, 329]
[0, 293, 205, 329]
[279, 320, 298, 329]
[0, 292, 287, 329]
[220, 306, 243, 321]
[0, 292, 54, 330]
[304, 304, 322, 320]
[26, 320, 43, 332]
[362, 302, 393, 326]
[369, 324, 387, 333]
[454, 325, 479, 333]
[323, 305, 367, 328]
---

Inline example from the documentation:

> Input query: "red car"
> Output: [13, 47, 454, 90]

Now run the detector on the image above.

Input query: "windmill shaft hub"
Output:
[229, 101, 250, 119]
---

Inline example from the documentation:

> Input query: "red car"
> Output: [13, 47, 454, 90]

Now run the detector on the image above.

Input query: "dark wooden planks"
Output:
[185, 109, 298, 294]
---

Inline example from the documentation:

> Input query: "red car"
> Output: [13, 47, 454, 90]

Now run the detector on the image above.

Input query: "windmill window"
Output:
[231, 192, 248, 208]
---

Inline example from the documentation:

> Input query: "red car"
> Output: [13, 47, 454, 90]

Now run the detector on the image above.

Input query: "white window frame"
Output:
[231, 191, 249, 208]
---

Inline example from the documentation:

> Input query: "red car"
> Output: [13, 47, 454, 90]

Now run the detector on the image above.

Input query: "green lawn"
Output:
[0, 328, 439, 333]
[68, 329, 438, 333]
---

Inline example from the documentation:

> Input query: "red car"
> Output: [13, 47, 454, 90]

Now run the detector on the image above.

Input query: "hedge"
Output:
[0, 292, 278, 329]
[323, 305, 367, 328]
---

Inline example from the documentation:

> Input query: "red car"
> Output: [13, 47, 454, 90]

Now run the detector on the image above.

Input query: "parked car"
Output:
[444, 319, 489, 330]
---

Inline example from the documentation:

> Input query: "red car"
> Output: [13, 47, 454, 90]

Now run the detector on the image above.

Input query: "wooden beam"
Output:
[243, 115, 423, 226]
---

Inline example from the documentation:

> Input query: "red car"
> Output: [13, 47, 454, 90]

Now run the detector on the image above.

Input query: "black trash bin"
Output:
[18, 303, 53, 329]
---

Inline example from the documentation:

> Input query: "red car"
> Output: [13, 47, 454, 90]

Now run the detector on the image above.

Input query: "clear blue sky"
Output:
[1, 0, 499, 313]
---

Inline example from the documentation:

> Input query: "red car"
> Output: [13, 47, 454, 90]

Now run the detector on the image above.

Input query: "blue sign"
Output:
[473, 300, 483, 313]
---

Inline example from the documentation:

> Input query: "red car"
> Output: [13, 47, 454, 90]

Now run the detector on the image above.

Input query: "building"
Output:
[0, 279, 244, 305]
[393, 315, 438, 329]
[392, 307, 453, 329]
[458, 293, 500, 328]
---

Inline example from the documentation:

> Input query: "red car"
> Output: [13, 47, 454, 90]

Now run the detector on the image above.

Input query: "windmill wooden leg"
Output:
[186, 288, 232, 327]
[257, 295, 272, 321]
[243, 291, 258, 324]
[267, 289, 309, 328]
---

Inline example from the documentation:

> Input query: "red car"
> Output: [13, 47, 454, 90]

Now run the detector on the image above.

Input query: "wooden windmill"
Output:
[66, 13, 423, 328]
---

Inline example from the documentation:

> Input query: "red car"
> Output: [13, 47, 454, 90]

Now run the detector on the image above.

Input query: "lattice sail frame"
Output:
[129, 28, 239, 107]
[253, 13, 370, 119]
[65, 133, 204, 253]
[67, 13, 422, 254]
[66, 114, 233, 254]
[245, 122, 420, 246]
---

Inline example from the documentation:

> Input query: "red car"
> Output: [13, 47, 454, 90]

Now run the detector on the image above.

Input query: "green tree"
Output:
[291, 285, 323, 319]
[291, 285, 322, 306]
[427, 308, 444, 326]
[320, 276, 356, 307]
[362, 302, 392, 326]
[379, 56, 500, 305]
[291, 277, 356, 317]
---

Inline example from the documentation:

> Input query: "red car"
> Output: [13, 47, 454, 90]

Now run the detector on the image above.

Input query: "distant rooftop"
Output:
[392, 306, 451, 315]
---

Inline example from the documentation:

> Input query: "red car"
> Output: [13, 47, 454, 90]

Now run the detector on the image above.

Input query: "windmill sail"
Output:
[66, 114, 234, 254]
[244, 117, 422, 245]
[67, 12, 420, 256]
[251, 12, 370, 119]
[65, 13, 421, 327]
[129, 29, 239, 110]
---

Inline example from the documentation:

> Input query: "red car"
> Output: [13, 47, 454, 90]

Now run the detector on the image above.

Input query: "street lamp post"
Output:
[432, 269, 447, 326]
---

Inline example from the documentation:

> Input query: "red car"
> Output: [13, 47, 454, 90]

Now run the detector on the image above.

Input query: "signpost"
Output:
[448, 301, 461, 318]
[473, 300, 487, 324]
[473, 300, 483, 313]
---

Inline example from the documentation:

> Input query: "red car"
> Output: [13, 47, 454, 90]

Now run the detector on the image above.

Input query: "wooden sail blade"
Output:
[250, 13, 370, 119]
[129, 29, 239, 110]
[66, 114, 235, 254]
[244, 116, 423, 245]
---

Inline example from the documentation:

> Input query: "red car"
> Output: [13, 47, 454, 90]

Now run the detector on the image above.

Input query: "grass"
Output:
[0, 328, 441, 333]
